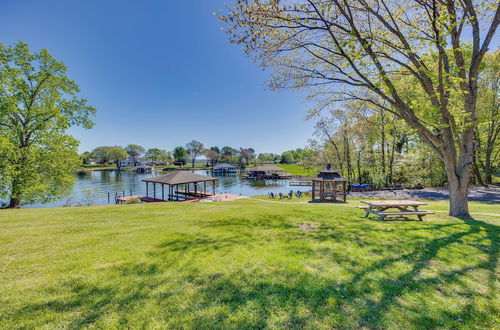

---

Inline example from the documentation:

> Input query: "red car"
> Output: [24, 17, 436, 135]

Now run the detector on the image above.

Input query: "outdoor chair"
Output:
[279, 192, 288, 199]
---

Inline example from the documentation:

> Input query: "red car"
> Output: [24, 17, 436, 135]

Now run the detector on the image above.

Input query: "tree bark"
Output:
[447, 176, 470, 218]
[472, 150, 485, 186]
[343, 129, 352, 185]
[380, 110, 386, 180]
[9, 178, 22, 208]
[443, 154, 473, 218]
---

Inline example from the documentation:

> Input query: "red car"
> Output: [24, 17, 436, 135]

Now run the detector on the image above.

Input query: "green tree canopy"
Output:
[185, 140, 204, 167]
[0, 42, 95, 208]
[145, 148, 162, 161]
[125, 144, 145, 166]
[80, 151, 92, 165]
[158, 150, 173, 164]
[109, 146, 128, 168]
[91, 146, 112, 164]
[221, 0, 500, 217]
[280, 151, 296, 164]
[173, 146, 188, 165]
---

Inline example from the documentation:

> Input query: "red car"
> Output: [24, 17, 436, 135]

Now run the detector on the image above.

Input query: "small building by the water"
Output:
[311, 164, 347, 202]
[142, 171, 217, 201]
[245, 165, 291, 179]
[135, 165, 153, 173]
[213, 163, 237, 173]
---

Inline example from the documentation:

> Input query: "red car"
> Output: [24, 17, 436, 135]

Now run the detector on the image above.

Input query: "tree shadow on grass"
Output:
[8, 218, 498, 328]
[189, 218, 498, 327]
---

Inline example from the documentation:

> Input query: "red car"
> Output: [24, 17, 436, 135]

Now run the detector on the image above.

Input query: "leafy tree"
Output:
[185, 140, 204, 167]
[80, 151, 92, 165]
[173, 146, 188, 165]
[221, 0, 500, 218]
[0, 42, 95, 208]
[475, 51, 500, 184]
[204, 149, 220, 166]
[91, 146, 112, 164]
[239, 148, 254, 165]
[221, 146, 237, 157]
[145, 148, 162, 162]
[280, 151, 295, 164]
[210, 146, 221, 154]
[108, 147, 128, 169]
[125, 144, 145, 166]
[158, 149, 173, 164]
[257, 153, 273, 164]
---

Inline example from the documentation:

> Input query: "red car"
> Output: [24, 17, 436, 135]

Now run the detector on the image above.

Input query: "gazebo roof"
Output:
[143, 171, 217, 185]
[214, 163, 236, 169]
[246, 165, 284, 172]
[313, 163, 346, 181]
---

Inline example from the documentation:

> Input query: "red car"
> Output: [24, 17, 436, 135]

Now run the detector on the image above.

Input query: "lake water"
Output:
[24, 170, 302, 208]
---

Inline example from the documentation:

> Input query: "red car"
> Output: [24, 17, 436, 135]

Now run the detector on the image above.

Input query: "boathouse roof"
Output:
[214, 163, 236, 169]
[143, 171, 217, 185]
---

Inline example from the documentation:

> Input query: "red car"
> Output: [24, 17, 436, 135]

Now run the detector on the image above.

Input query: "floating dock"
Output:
[289, 181, 312, 186]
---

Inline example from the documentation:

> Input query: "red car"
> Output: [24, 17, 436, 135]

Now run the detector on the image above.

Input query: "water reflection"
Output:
[24, 169, 300, 208]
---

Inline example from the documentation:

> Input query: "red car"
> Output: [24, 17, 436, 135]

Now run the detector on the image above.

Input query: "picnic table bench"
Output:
[358, 200, 434, 221]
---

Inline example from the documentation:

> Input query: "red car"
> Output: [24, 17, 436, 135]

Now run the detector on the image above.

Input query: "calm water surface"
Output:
[24, 170, 302, 208]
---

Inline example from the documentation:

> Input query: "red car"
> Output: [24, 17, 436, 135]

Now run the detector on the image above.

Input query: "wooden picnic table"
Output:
[359, 200, 433, 221]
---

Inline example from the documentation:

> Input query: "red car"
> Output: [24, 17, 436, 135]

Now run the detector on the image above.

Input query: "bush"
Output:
[125, 196, 141, 204]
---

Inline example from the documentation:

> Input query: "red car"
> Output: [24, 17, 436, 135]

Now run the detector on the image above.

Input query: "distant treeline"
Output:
[81, 141, 317, 168]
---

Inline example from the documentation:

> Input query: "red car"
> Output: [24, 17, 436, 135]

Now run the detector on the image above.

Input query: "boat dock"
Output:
[175, 190, 215, 198]
[116, 195, 166, 204]
[289, 181, 312, 186]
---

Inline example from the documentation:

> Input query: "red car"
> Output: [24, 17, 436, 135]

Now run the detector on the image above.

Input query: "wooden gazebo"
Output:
[311, 164, 347, 202]
[143, 171, 217, 201]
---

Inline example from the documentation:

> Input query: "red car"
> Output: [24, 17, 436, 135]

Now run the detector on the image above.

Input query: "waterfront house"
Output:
[118, 156, 147, 168]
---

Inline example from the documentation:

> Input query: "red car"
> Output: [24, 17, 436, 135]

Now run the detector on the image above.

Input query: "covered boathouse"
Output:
[142, 171, 217, 201]
[213, 163, 237, 174]
[245, 165, 291, 179]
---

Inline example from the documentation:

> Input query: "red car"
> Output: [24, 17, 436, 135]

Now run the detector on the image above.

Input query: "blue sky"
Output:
[0, 0, 314, 154]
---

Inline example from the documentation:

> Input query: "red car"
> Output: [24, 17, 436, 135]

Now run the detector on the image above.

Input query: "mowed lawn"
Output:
[0, 199, 498, 328]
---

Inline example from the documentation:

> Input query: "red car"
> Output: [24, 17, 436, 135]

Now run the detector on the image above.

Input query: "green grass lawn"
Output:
[275, 164, 318, 176]
[0, 199, 498, 328]
[248, 163, 319, 176]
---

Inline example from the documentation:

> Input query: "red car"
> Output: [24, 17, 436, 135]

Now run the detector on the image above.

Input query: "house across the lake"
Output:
[118, 156, 147, 167]
[213, 163, 237, 173]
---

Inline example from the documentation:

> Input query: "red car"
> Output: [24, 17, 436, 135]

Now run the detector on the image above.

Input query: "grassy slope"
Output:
[247, 163, 318, 176]
[0, 200, 498, 328]
[275, 163, 319, 176]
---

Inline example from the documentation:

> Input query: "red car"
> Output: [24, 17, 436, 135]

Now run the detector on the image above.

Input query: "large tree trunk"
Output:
[380, 110, 386, 179]
[484, 152, 493, 185]
[442, 150, 473, 219]
[343, 130, 352, 185]
[447, 175, 470, 218]
[472, 150, 485, 186]
[9, 179, 22, 209]
[9, 197, 21, 209]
